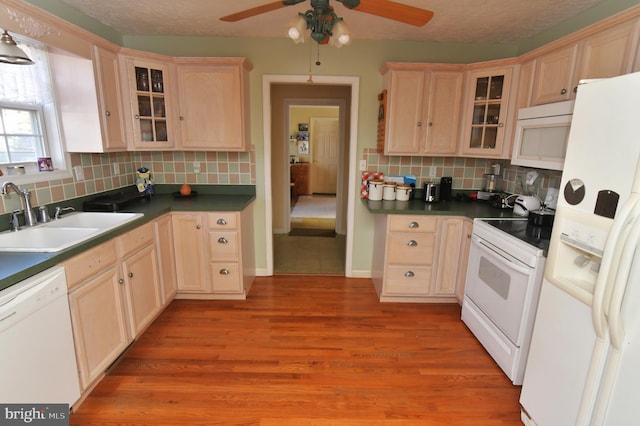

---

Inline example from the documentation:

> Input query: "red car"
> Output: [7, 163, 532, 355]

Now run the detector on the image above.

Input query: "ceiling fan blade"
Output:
[220, 1, 287, 22]
[352, 0, 434, 27]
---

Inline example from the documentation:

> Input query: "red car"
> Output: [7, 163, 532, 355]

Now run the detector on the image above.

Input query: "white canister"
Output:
[396, 184, 412, 201]
[383, 183, 396, 201]
[368, 179, 384, 201]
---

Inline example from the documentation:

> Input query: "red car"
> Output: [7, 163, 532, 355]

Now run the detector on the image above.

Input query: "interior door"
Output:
[310, 117, 339, 194]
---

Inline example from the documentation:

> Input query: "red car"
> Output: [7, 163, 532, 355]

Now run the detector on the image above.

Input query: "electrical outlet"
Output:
[193, 161, 201, 174]
[359, 160, 367, 171]
[73, 165, 84, 181]
[112, 162, 120, 175]
[429, 166, 437, 177]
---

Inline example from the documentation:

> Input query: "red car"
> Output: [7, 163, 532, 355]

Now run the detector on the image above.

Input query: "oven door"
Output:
[465, 234, 533, 345]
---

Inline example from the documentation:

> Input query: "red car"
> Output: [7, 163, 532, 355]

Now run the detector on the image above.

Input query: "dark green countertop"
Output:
[0, 185, 255, 292]
[361, 197, 520, 220]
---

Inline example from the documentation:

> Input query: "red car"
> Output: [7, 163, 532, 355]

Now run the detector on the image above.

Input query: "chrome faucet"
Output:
[54, 206, 75, 220]
[1, 182, 38, 227]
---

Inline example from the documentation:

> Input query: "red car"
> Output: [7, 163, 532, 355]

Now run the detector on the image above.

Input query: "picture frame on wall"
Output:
[298, 140, 309, 155]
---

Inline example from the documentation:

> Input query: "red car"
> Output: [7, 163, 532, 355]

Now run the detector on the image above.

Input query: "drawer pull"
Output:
[407, 240, 418, 247]
[219, 268, 230, 275]
[216, 218, 227, 225]
[196, 224, 201, 230]
[118, 278, 124, 284]
[404, 271, 415, 278]
[128, 272, 133, 278]
[408, 221, 419, 229]
[218, 237, 228, 244]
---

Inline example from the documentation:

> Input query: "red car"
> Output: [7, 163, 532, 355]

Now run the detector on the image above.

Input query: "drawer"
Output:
[208, 230, 240, 262]
[383, 265, 433, 296]
[207, 212, 238, 230]
[117, 222, 154, 257]
[64, 240, 118, 289]
[386, 233, 436, 265]
[210, 262, 242, 293]
[388, 215, 438, 233]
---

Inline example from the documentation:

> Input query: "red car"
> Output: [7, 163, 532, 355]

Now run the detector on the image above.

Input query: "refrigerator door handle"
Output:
[591, 193, 640, 338]
[607, 210, 640, 350]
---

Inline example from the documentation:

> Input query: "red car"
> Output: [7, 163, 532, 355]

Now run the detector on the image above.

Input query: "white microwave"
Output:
[511, 100, 574, 170]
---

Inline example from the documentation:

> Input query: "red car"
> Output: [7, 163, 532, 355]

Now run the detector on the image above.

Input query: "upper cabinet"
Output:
[531, 19, 640, 105]
[120, 55, 176, 150]
[51, 44, 127, 153]
[175, 58, 252, 151]
[459, 66, 514, 158]
[380, 63, 463, 156]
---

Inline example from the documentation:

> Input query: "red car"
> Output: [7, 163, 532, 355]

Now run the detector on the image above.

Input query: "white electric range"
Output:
[461, 217, 550, 385]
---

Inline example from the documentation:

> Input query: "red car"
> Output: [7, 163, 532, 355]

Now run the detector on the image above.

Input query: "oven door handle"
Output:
[475, 237, 531, 275]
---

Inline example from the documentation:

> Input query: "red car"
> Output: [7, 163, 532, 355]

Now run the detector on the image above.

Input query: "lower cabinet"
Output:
[372, 215, 471, 303]
[65, 221, 164, 392]
[154, 213, 178, 303]
[174, 206, 255, 300]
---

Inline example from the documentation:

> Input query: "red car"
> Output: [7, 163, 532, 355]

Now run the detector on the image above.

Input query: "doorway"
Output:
[263, 75, 359, 277]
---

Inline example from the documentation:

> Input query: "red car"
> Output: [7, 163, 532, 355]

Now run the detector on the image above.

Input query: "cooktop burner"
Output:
[482, 219, 551, 253]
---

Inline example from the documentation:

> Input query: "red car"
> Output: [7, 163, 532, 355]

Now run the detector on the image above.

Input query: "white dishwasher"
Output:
[0, 266, 81, 406]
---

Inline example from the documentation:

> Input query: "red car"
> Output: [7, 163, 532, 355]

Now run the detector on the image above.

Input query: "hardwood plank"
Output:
[70, 276, 521, 425]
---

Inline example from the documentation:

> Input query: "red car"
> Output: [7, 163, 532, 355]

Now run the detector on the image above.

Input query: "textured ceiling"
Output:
[59, 0, 605, 44]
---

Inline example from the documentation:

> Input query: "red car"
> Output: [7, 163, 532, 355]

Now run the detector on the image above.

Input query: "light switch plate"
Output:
[112, 162, 120, 175]
[359, 160, 367, 171]
[193, 161, 201, 173]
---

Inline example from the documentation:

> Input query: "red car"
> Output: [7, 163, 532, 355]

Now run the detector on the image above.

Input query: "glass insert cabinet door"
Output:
[134, 65, 168, 143]
[469, 74, 505, 150]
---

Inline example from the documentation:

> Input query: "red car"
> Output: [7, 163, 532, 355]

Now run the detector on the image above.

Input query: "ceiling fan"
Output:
[220, 0, 434, 46]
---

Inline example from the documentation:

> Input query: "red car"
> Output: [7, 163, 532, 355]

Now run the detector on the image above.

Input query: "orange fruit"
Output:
[180, 184, 191, 196]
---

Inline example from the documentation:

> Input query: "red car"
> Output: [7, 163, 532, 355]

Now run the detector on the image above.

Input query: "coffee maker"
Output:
[440, 177, 452, 201]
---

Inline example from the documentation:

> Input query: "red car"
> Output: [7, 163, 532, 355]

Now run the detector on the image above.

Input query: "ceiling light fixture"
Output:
[0, 30, 34, 65]
[287, 0, 352, 47]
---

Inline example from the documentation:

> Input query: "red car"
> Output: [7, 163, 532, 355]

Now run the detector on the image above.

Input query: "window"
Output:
[0, 34, 69, 183]
[0, 104, 46, 163]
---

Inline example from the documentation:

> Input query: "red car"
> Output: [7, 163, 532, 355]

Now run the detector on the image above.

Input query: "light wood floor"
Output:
[70, 276, 521, 425]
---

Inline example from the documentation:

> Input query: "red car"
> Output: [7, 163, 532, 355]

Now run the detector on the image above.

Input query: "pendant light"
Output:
[0, 30, 34, 65]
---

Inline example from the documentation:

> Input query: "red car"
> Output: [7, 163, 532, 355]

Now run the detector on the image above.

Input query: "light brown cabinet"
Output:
[154, 214, 177, 303]
[65, 221, 164, 391]
[531, 20, 640, 105]
[380, 64, 463, 156]
[372, 215, 470, 303]
[51, 44, 127, 153]
[460, 66, 514, 158]
[173, 207, 255, 299]
[175, 58, 252, 151]
[172, 212, 209, 293]
[121, 55, 175, 149]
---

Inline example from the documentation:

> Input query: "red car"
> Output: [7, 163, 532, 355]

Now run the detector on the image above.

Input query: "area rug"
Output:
[291, 195, 336, 219]
[289, 228, 336, 237]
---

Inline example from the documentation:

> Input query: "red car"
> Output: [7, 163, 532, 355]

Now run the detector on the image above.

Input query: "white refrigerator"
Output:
[520, 71, 640, 425]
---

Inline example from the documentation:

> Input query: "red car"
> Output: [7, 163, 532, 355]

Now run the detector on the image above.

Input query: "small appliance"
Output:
[423, 182, 440, 203]
[440, 177, 452, 201]
[513, 195, 541, 216]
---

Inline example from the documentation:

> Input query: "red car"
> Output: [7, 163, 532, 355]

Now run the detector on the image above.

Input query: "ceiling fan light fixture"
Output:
[287, 14, 308, 43]
[330, 19, 351, 47]
[0, 30, 33, 65]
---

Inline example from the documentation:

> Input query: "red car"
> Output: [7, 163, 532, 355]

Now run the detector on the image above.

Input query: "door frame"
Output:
[262, 74, 359, 276]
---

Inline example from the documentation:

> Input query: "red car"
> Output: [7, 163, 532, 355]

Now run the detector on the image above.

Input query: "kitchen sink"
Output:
[0, 212, 143, 252]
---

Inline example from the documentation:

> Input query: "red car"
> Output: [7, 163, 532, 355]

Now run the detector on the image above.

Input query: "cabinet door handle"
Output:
[408, 221, 419, 228]
[196, 224, 201, 230]
[417, 121, 422, 127]
[219, 268, 230, 275]
[467, 233, 472, 238]
[128, 272, 133, 278]
[105, 110, 111, 116]
[573, 86, 578, 94]
[561, 88, 567, 95]
[179, 116, 184, 121]
[134, 114, 140, 119]
[118, 278, 124, 284]
[218, 237, 228, 244]
[217, 218, 227, 225]
[404, 271, 415, 278]
[498, 123, 504, 127]
[407, 240, 418, 247]
[428, 122, 433, 127]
